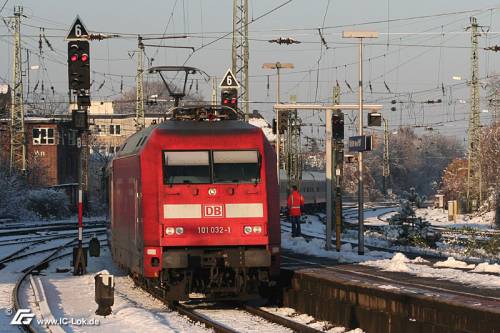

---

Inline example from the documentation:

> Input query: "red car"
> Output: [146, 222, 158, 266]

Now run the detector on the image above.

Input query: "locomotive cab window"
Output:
[213, 150, 260, 183]
[164, 151, 210, 184]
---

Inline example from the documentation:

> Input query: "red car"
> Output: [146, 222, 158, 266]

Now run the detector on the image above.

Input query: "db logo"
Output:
[203, 204, 224, 217]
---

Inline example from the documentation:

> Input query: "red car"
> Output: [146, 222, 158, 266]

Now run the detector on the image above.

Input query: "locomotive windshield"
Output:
[164, 151, 211, 184]
[213, 150, 260, 183]
[163, 150, 260, 184]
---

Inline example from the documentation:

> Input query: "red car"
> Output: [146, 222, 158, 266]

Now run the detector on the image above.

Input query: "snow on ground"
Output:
[261, 307, 363, 333]
[415, 208, 496, 230]
[0, 257, 37, 332]
[33, 247, 212, 333]
[282, 232, 394, 264]
[32, 243, 360, 333]
[433, 257, 475, 269]
[282, 220, 500, 290]
[0, 240, 74, 332]
[195, 308, 293, 333]
[346, 207, 397, 226]
[361, 253, 500, 289]
[472, 262, 500, 274]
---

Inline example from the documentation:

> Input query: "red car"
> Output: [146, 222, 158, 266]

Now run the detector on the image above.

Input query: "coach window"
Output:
[32, 128, 55, 145]
[213, 150, 260, 183]
[164, 151, 210, 184]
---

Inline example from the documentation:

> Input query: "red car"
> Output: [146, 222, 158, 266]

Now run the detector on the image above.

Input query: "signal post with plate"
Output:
[67, 16, 91, 276]
[219, 68, 242, 118]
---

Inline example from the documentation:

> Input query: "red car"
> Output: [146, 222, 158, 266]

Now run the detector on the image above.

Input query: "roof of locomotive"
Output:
[114, 119, 262, 158]
[155, 119, 260, 135]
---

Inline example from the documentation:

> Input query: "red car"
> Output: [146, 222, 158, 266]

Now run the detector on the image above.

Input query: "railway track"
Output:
[170, 301, 323, 333]
[11, 236, 108, 333]
[0, 221, 107, 237]
[0, 230, 107, 269]
[0, 226, 106, 246]
[136, 276, 324, 333]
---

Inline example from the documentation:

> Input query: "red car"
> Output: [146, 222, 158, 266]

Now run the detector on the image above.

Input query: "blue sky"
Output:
[1, 0, 499, 141]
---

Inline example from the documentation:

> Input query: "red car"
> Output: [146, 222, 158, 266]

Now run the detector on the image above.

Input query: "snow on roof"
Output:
[248, 117, 276, 142]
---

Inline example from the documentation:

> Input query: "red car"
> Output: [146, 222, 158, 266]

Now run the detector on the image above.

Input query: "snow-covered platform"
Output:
[280, 250, 500, 333]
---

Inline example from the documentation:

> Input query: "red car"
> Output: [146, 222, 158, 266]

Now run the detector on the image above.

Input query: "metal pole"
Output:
[211, 77, 217, 106]
[325, 108, 333, 250]
[382, 118, 389, 195]
[73, 131, 86, 275]
[358, 38, 365, 255]
[276, 66, 281, 183]
[332, 85, 343, 252]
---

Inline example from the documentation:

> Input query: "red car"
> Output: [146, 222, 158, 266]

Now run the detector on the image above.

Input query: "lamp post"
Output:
[342, 31, 378, 255]
[262, 62, 294, 182]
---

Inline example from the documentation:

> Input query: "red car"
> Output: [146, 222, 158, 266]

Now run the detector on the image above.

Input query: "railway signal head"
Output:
[332, 112, 344, 141]
[221, 88, 238, 110]
[368, 112, 382, 126]
[273, 116, 288, 134]
[68, 40, 90, 91]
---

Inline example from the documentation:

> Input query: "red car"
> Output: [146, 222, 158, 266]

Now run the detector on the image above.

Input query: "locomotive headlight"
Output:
[175, 227, 184, 235]
[165, 227, 175, 236]
[253, 226, 262, 234]
[244, 226, 253, 234]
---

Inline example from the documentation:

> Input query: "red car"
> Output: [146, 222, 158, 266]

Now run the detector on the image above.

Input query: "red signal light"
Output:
[70, 54, 78, 62]
[223, 99, 229, 104]
[81, 54, 89, 62]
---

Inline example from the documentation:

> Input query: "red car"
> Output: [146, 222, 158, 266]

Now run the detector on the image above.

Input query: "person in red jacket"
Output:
[287, 185, 305, 237]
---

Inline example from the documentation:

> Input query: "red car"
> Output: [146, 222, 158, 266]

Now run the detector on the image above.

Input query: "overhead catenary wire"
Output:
[0, 2, 496, 130]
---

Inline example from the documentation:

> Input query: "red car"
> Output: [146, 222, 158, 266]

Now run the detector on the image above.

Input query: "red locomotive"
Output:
[108, 98, 280, 300]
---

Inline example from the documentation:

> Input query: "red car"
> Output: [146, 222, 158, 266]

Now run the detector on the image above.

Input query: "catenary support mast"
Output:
[232, 0, 249, 121]
[10, 6, 26, 173]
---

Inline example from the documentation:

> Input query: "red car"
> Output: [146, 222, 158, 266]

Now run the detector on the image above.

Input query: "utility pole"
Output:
[466, 17, 482, 211]
[382, 118, 390, 195]
[135, 36, 145, 131]
[10, 6, 26, 173]
[232, 0, 249, 121]
[343, 31, 379, 255]
[332, 85, 344, 252]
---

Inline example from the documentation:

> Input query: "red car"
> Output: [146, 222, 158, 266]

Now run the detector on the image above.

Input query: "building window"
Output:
[33, 128, 55, 145]
[109, 124, 121, 136]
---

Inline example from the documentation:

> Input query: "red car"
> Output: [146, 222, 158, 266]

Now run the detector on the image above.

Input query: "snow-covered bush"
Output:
[387, 200, 438, 247]
[26, 189, 70, 219]
[0, 167, 31, 219]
